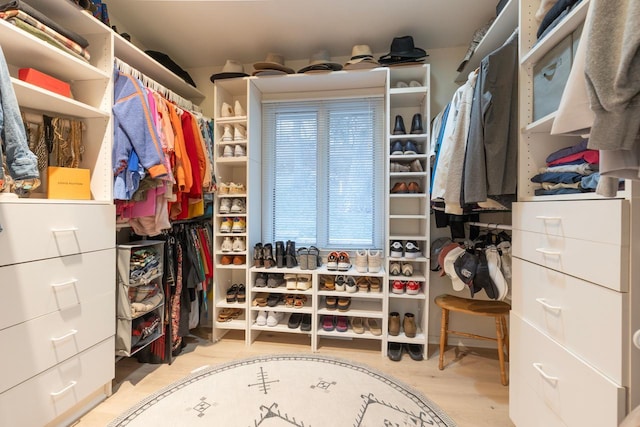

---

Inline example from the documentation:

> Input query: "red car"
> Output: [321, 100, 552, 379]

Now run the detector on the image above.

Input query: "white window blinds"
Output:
[262, 97, 385, 249]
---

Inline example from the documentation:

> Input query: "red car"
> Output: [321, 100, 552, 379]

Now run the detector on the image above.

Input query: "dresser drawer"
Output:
[513, 200, 629, 246]
[0, 337, 114, 427]
[511, 258, 627, 384]
[510, 369, 568, 427]
[512, 229, 628, 291]
[0, 203, 115, 266]
[0, 290, 114, 393]
[0, 248, 115, 330]
[511, 315, 626, 426]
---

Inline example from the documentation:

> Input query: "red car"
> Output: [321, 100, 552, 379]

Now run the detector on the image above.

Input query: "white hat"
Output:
[210, 59, 249, 82]
[443, 246, 467, 291]
[344, 44, 380, 70]
[486, 246, 508, 301]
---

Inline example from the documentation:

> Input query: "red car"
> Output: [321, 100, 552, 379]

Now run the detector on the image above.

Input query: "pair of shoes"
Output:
[393, 114, 424, 135]
[220, 100, 246, 118]
[226, 284, 245, 303]
[388, 312, 417, 337]
[218, 182, 245, 195]
[327, 251, 351, 271]
[222, 143, 246, 157]
[219, 198, 245, 214]
[391, 280, 421, 295]
[220, 217, 246, 233]
[220, 255, 245, 265]
[220, 124, 246, 142]
[353, 249, 383, 273]
[297, 246, 320, 270]
[390, 161, 411, 172]
[395, 80, 422, 88]
[217, 307, 242, 322]
[390, 240, 422, 258]
[390, 262, 414, 276]
[390, 181, 421, 193]
[390, 140, 420, 155]
[283, 273, 312, 290]
[387, 342, 424, 361]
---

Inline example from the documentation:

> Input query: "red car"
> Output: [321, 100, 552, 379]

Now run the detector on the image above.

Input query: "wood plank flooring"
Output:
[72, 328, 514, 427]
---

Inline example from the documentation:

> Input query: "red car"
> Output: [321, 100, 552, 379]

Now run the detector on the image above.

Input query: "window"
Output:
[262, 97, 385, 249]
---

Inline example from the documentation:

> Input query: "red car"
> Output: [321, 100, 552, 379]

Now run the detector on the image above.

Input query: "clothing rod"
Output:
[114, 57, 202, 114]
[467, 221, 512, 231]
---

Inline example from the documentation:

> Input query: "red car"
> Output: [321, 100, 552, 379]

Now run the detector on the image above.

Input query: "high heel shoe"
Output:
[263, 243, 275, 268]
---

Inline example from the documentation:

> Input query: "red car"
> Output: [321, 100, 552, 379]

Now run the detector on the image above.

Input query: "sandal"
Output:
[252, 292, 269, 307]
[236, 284, 246, 303]
[356, 277, 370, 292]
[325, 296, 337, 310]
[226, 284, 238, 303]
[284, 294, 296, 308]
[284, 274, 297, 290]
[297, 274, 312, 290]
[337, 297, 351, 312]
[321, 275, 335, 291]
[294, 295, 307, 309]
[369, 277, 381, 293]
[217, 307, 242, 322]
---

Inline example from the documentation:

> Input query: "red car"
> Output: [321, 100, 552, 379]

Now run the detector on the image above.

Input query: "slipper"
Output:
[325, 296, 337, 310]
[337, 297, 351, 312]
[351, 317, 365, 334]
[284, 274, 297, 290]
[252, 292, 269, 307]
[226, 284, 238, 303]
[369, 277, 381, 293]
[367, 318, 382, 336]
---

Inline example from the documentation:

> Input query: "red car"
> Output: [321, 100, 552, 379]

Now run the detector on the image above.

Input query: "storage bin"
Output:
[532, 34, 573, 121]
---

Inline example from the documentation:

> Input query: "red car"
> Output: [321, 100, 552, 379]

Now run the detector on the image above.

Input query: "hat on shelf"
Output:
[379, 35, 428, 65]
[344, 44, 380, 70]
[209, 59, 249, 83]
[253, 53, 295, 75]
[297, 49, 343, 74]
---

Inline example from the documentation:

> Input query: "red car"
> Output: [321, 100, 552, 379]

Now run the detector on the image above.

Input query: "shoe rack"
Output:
[212, 78, 251, 341]
[386, 64, 430, 359]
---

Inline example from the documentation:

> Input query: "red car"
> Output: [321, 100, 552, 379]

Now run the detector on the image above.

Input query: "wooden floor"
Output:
[73, 328, 514, 427]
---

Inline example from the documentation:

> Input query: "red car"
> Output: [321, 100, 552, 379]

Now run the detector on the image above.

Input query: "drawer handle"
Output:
[51, 227, 79, 233]
[51, 278, 78, 288]
[51, 329, 78, 342]
[535, 248, 561, 256]
[532, 363, 559, 385]
[535, 215, 561, 221]
[50, 380, 77, 397]
[536, 298, 562, 313]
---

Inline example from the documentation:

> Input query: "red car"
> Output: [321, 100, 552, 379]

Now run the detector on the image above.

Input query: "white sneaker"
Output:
[232, 237, 245, 252]
[219, 198, 231, 214]
[221, 125, 233, 141]
[222, 144, 233, 157]
[267, 311, 283, 327]
[230, 198, 245, 213]
[234, 144, 246, 157]
[234, 100, 246, 116]
[221, 236, 232, 252]
[255, 310, 267, 326]
[354, 249, 368, 273]
[218, 182, 230, 194]
[220, 102, 233, 118]
[367, 249, 382, 273]
[234, 124, 246, 141]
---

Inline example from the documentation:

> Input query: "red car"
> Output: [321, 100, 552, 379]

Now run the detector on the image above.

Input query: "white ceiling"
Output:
[105, 0, 499, 69]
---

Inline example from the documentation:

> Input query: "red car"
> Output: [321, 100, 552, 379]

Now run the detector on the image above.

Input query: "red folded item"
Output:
[547, 149, 599, 167]
[18, 68, 71, 98]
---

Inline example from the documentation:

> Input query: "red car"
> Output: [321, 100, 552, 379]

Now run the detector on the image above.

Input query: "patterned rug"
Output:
[108, 354, 457, 426]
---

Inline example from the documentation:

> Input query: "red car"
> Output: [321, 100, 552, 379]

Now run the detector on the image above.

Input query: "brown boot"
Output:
[403, 312, 417, 338]
[388, 312, 400, 336]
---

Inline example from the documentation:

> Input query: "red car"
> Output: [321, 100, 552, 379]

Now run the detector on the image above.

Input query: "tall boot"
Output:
[275, 241, 285, 268]
[286, 240, 297, 268]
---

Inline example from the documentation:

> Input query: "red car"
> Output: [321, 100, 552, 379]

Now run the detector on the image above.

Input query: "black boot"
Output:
[392, 115, 406, 135]
[410, 113, 424, 134]
[286, 240, 297, 268]
[253, 243, 263, 268]
[275, 241, 285, 268]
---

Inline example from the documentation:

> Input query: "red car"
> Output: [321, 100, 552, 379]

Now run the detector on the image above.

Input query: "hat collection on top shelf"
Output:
[209, 35, 427, 82]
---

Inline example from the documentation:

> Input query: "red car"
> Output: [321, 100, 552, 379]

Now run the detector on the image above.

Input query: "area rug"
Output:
[108, 353, 457, 426]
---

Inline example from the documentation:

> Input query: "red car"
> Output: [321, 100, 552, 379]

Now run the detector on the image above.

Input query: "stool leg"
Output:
[495, 316, 508, 386]
[439, 308, 449, 370]
[500, 315, 509, 361]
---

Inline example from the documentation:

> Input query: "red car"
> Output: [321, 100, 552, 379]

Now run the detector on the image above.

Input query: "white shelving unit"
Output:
[510, 0, 640, 425]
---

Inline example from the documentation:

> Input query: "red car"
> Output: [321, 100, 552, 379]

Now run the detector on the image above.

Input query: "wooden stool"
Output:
[434, 294, 511, 386]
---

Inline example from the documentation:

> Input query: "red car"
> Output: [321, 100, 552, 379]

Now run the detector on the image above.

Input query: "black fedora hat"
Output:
[379, 35, 427, 63]
[210, 60, 249, 83]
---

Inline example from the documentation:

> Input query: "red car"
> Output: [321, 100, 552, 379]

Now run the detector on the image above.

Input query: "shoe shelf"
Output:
[214, 116, 248, 125]
[216, 157, 248, 165]
[317, 290, 384, 301]
[389, 292, 427, 301]
[316, 329, 384, 340]
[389, 133, 429, 141]
[388, 329, 427, 345]
[314, 266, 386, 277]
[215, 318, 246, 330]
[317, 300, 383, 318]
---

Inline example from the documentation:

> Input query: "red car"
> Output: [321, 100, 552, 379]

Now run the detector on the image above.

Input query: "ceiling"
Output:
[104, 0, 499, 69]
